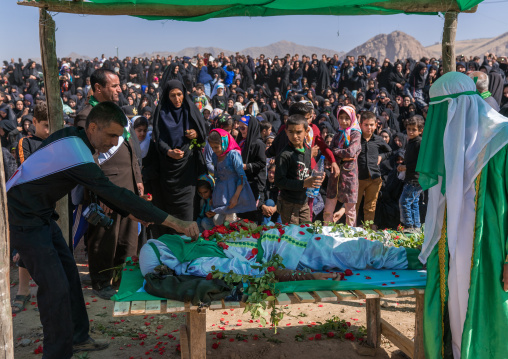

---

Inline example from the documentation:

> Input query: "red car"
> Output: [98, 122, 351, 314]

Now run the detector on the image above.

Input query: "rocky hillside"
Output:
[346, 31, 431, 62]
[426, 32, 508, 58]
[136, 40, 343, 59]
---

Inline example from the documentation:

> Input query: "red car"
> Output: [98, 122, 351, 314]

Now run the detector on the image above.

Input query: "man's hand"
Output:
[397, 165, 406, 172]
[137, 183, 144, 196]
[167, 149, 184, 160]
[172, 219, 200, 240]
[377, 156, 382, 165]
[100, 202, 113, 215]
[205, 211, 216, 218]
[304, 175, 324, 189]
[331, 162, 340, 178]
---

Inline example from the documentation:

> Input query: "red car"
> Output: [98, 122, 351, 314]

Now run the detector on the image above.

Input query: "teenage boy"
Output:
[11, 101, 50, 315]
[15, 101, 50, 165]
[274, 114, 323, 224]
[397, 115, 424, 232]
[356, 111, 392, 228]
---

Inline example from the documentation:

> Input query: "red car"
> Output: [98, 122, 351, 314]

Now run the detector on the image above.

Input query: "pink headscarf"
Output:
[210, 128, 241, 157]
[336, 106, 361, 148]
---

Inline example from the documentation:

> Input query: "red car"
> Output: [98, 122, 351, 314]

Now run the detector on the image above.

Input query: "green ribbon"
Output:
[88, 95, 99, 107]
[88, 95, 130, 141]
[480, 91, 492, 99]
[429, 90, 480, 103]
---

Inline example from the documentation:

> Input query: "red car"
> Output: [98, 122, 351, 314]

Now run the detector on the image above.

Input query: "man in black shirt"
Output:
[356, 111, 392, 228]
[7, 102, 198, 358]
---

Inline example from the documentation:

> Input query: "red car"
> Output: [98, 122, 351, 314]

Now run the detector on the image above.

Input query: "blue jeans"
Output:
[399, 182, 422, 228]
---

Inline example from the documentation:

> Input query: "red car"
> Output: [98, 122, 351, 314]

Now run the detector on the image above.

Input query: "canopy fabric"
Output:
[86, 0, 483, 21]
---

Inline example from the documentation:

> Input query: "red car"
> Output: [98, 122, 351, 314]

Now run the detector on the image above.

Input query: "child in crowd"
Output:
[324, 106, 362, 226]
[12, 101, 49, 314]
[274, 114, 323, 224]
[211, 83, 227, 110]
[132, 116, 151, 159]
[259, 120, 272, 141]
[397, 115, 424, 232]
[356, 111, 392, 228]
[196, 174, 219, 231]
[208, 128, 256, 223]
[261, 164, 280, 224]
[193, 83, 209, 113]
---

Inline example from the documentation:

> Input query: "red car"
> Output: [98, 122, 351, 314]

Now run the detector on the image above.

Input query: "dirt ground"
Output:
[10, 244, 417, 359]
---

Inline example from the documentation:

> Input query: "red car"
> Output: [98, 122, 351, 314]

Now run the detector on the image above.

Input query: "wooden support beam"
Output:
[180, 324, 191, 359]
[381, 318, 415, 358]
[186, 308, 207, 359]
[39, 8, 69, 242]
[18, 0, 477, 16]
[442, 11, 458, 73]
[0, 149, 14, 359]
[20, 0, 229, 17]
[413, 291, 425, 359]
[366, 298, 381, 348]
[371, 1, 477, 14]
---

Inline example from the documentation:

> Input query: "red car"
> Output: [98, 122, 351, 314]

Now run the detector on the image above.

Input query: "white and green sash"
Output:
[6, 136, 94, 192]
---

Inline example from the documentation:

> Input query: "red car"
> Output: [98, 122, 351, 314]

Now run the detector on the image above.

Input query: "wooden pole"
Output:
[0, 152, 14, 358]
[39, 9, 69, 241]
[18, 0, 477, 16]
[442, 11, 458, 73]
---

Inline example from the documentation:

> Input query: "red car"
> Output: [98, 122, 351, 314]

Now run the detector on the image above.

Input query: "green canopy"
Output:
[85, 0, 483, 21]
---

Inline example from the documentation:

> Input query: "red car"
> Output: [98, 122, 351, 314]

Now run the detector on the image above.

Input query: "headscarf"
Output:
[197, 174, 215, 190]
[239, 115, 261, 164]
[210, 128, 241, 157]
[417, 72, 508, 264]
[152, 79, 207, 154]
[336, 106, 361, 149]
[239, 115, 250, 126]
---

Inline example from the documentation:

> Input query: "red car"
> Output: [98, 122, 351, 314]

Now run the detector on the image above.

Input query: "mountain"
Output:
[346, 31, 432, 62]
[425, 32, 508, 58]
[239, 40, 342, 58]
[135, 41, 343, 59]
[62, 32, 508, 63]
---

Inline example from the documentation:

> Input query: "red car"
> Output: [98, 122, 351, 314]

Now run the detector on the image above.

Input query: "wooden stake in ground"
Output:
[39, 8, 69, 242]
[0, 147, 14, 358]
[442, 11, 458, 73]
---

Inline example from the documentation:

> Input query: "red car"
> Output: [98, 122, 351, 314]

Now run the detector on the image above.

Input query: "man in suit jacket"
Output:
[76, 68, 145, 299]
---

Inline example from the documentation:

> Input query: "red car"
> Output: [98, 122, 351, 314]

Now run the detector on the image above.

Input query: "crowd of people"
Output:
[2, 51, 507, 304]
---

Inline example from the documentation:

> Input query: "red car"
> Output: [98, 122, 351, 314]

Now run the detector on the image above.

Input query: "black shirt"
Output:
[357, 134, 392, 180]
[15, 135, 43, 166]
[8, 126, 168, 227]
[274, 143, 311, 205]
[404, 136, 421, 184]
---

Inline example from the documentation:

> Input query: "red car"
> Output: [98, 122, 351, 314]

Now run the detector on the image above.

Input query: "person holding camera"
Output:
[7, 101, 199, 359]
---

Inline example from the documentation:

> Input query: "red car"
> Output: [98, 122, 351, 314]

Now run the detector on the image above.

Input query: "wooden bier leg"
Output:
[366, 298, 381, 348]
[414, 290, 425, 359]
[186, 308, 207, 359]
[180, 324, 190, 359]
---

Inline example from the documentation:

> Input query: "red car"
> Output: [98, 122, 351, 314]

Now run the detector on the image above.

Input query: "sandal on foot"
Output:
[12, 294, 30, 314]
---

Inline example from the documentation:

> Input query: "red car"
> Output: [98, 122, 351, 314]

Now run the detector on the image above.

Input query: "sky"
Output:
[2, 0, 508, 61]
